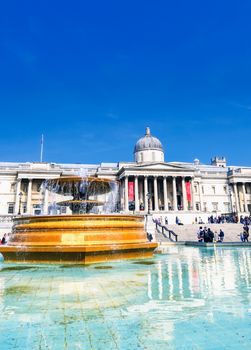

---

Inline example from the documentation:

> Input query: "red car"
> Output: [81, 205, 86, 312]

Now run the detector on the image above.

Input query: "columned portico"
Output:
[124, 176, 129, 212]
[233, 183, 240, 213]
[172, 177, 177, 211]
[242, 183, 248, 213]
[27, 179, 32, 214]
[14, 179, 21, 214]
[134, 176, 139, 211]
[144, 176, 148, 213]
[181, 177, 187, 211]
[154, 176, 158, 211]
[190, 178, 194, 210]
[163, 176, 168, 211]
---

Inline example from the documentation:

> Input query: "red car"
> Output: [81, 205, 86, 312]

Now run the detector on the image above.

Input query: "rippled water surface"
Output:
[0, 246, 250, 349]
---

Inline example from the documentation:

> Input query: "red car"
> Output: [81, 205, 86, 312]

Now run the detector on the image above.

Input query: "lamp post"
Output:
[147, 192, 151, 215]
[18, 191, 23, 215]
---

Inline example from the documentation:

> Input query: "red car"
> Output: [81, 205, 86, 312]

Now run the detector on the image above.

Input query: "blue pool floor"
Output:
[0, 246, 250, 350]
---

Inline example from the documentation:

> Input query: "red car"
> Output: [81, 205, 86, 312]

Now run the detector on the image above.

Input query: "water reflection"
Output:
[146, 247, 251, 302]
[0, 247, 250, 350]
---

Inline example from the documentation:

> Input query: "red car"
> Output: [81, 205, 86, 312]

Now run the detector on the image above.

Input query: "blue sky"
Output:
[0, 0, 251, 166]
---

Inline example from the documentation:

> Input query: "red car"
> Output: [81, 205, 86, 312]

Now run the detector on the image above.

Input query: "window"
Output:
[203, 202, 207, 212]
[212, 186, 216, 194]
[195, 202, 200, 211]
[202, 186, 204, 194]
[223, 202, 230, 212]
[8, 203, 15, 214]
[212, 202, 218, 211]
[33, 204, 42, 215]
[223, 186, 227, 194]
[60, 206, 67, 214]
[10, 182, 16, 192]
[194, 185, 198, 193]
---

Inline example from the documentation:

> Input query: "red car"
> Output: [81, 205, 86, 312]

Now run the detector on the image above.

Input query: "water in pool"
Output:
[0, 246, 250, 349]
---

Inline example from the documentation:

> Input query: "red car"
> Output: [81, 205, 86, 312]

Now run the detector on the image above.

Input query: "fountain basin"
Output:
[0, 214, 157, 264]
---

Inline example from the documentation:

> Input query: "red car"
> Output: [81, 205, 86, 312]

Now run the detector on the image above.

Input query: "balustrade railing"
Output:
[153, 219, 178, 242]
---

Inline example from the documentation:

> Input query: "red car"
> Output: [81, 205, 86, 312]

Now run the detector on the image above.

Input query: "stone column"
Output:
[190, 178, 195, 210]
[134, 176, 139, 212]
[181, 177, 187, 211]
[242, 183, 248, 213]
[139, 178, 143, 205]
[144, 176, 148, 213]
[163, 176, 168, 211]
[198, 182, 203, 212]
[124, 176, 129, 212]
[154, 176, 158, 211]
[172, 177, 177, 211]
[27, 179, 32, 214]
[233, 183, 240, 213]
[14, 179, 21, 214]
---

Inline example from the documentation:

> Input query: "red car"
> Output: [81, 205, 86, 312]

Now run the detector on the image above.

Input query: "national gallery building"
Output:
[0, 127, 251, 232]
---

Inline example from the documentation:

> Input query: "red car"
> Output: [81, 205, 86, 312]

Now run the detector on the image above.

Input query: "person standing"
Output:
[1, 233, 7, 245]
[219, 229, 224, 242]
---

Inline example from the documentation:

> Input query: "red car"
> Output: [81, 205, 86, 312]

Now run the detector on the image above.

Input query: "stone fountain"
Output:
[0, 176, 157, 264]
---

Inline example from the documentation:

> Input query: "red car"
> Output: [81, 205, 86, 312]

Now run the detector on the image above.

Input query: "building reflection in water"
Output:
[147, 247, 251, 303]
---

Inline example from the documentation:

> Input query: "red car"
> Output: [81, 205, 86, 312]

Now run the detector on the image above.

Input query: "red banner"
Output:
[185, 181, 191, 202]
[128, 181, 134, 201]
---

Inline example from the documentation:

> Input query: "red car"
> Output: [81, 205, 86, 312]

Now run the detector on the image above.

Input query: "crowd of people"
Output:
[197, 227, 224, 243]
[206, 215, 251, 224]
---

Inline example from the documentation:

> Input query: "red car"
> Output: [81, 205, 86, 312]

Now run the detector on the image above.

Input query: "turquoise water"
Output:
[0, 247, 250, 350]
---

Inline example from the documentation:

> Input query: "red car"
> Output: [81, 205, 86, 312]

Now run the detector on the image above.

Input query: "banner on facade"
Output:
[128, 181, 135, 201]
[185, 181, 191, 202]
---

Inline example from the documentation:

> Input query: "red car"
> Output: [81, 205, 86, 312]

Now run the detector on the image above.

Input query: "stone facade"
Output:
[0, 128, 251, 233]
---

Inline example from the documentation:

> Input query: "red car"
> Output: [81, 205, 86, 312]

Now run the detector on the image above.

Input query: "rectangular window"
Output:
[61, 206, 67, 214]
[194, 185, 198, 193]
[8, 203, 15, 214]
[195, 202, 200, 211]
[203, 202, 207, 212]
[33, 204, 42, 215]
[224, 202, 230, 212]
[212, 186, 216, 194]
[202, 186, 204, 194]
[212, 202, 218, 211]
[223, 186, 227, 194]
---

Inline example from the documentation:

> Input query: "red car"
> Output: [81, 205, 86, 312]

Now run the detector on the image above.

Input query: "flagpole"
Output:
[40, 134, 44, 162]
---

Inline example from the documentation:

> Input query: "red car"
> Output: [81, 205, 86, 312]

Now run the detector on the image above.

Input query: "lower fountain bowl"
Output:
[0, 214, 157, 264]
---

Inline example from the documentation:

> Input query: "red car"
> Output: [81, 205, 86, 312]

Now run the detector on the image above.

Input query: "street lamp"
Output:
[18, 191, 23, 215]
[146, 192, 151, 215]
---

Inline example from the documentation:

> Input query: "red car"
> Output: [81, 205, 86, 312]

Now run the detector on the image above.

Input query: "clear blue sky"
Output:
[0, 0, 251, 166]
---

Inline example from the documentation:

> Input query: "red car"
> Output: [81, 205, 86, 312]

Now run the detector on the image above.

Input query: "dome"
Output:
[134, 127, 163, 153]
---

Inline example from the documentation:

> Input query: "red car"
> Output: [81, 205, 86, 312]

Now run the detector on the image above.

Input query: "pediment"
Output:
[134, 162, 192, 171]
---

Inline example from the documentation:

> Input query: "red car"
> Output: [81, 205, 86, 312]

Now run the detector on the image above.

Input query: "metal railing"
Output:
[153, 219, 178, 242]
